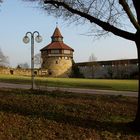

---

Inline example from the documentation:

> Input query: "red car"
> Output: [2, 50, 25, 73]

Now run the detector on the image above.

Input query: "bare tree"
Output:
[88, 53, 98, 78]
[17, 62, 29, 69]
[0, 48, 9, 67]
[34, 53, 42, 68]
[89, 53, 97, 62]
[20, 0, 140, 130]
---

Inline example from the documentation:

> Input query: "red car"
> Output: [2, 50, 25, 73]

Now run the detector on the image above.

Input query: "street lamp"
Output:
[23, 31, 42, 90]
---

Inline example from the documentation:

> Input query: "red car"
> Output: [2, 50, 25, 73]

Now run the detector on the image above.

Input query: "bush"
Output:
[70, 63, 84, 78]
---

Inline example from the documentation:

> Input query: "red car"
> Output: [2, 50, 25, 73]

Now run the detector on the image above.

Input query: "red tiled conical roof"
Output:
[41, 42, 74, 51]
[41, 27, 74, 51]
[52, 27, 63, 38]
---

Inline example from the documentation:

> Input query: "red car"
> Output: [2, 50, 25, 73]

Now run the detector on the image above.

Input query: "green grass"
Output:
[0, 75, 30, 84]
[0, 74, 138, 91]
[43, 77, 138, 91]
[0, 88, 139, 139]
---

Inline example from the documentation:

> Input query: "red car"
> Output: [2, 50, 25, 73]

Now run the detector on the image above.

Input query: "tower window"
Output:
[52, 37, 63, 42]
[56, 61, 58, 64]
[51, 50, 60, 54]
[49, 72, 52, 75]
[64, 50, 70, 54]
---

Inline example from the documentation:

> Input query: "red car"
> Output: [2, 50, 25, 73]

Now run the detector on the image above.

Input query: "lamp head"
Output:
[35, 35, 43, 43]
[23, 36, 30, 44]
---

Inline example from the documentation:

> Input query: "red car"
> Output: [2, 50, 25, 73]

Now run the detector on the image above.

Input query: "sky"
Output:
[0, 0, 138, 67]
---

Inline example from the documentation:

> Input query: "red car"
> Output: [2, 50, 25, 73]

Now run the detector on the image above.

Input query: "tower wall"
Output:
[42, 56, 73, 77]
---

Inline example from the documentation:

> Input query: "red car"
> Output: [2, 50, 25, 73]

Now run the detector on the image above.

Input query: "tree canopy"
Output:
[40, 0, 139, 41]
[0, 48, 9, 67]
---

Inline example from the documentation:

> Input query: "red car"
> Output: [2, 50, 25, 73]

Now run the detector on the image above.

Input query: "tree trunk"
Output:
[131, 32, 140, 131]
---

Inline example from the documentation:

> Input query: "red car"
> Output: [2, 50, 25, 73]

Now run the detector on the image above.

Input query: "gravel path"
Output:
[0, 82, 138, 97]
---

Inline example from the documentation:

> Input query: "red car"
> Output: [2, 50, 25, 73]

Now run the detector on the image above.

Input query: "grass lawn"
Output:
[0, 88, 139, 139]
[0, 74, 138, 91]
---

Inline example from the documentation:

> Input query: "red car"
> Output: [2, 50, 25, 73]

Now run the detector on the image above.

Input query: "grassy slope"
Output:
[0, 89, 139, 139]
[42, 78, 138, 91]
[0, 75, 138, 91]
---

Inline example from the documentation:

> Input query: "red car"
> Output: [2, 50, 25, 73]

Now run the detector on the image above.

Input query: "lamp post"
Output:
[23, 31, 42, 90]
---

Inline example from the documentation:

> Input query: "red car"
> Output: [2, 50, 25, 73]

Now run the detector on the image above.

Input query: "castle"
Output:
[0, 27, 138, 79]
[40, 27, 74, 77]
[40, 27, 138, 79]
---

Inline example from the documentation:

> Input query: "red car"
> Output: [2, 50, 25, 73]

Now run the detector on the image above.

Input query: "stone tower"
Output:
[40, 27, 74, 77]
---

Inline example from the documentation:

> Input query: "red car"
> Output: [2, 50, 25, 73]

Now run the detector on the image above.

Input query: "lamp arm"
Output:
[33, 31, 40, 36]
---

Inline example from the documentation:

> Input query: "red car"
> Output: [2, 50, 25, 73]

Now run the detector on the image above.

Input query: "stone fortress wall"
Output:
[0, 67, 40, 76]
[0, 67, 31, 76]
[76, 59, 138, 79]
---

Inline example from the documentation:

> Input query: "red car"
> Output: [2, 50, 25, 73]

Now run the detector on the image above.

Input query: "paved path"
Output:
[0, 82, 138, 97]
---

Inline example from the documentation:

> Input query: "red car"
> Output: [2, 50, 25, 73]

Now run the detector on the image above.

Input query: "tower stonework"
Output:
[40, 27, 74, 77]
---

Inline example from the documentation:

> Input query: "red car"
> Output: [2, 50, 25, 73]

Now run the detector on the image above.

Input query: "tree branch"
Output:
[132, 0, 140, 24]
[44, 0, 135, 41]
[119, 0, 140, 31]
